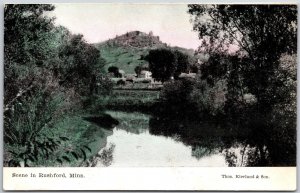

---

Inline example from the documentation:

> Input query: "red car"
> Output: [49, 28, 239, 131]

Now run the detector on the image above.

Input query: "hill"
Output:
[94, 31, 195, 74]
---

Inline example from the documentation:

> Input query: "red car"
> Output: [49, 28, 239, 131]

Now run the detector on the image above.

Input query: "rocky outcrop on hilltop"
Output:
[105, 31, 167, 48]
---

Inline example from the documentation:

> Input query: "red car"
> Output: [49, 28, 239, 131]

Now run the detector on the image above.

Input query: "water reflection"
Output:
[90, 110, 295, 167]
[105, 111, 150, 134]
[148, 111, 294, 166]
[90, 111, 228, 167]
[101, 128, 227, 167]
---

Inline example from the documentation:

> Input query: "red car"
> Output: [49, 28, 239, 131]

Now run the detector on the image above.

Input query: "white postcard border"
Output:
[3, 167, 297, 191]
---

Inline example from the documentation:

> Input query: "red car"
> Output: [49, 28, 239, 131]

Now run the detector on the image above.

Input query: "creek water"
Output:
[93, 111, 248, 167]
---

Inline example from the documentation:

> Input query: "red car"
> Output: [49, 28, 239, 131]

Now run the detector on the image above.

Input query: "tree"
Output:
[188, 5, 297, 166]
[4, 4, 55, 107]
[134, 66, 142, 76]
[108, 66, 121, 77]
[4, 4, 55, 64]
[173, 50, 190, 79]
[4, 4, 65, 166]
[188, 5, 297, 113]
[4, 4, 108, 166]
[146, 48, 191, 82]
[147, 49, 176, 82]
[58, 34, 103, 94]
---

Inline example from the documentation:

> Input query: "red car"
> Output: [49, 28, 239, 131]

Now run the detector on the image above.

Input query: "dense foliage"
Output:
[4, 4, 109, 166]
[108, 66, 122, 77]
[189, 4, 296, 166]
[188, 4, 297, 113]
[146, 48, 193, 82]
[154, 4, 297, 166]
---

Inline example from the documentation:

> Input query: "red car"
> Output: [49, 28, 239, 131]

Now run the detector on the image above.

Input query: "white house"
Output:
[118, 70, 125, 78]
[139, 70, 152, 79]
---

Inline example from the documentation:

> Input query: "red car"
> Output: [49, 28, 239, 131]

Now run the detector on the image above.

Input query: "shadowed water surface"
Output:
[92, 111, 238, 167]
[91, 110, 295, 167]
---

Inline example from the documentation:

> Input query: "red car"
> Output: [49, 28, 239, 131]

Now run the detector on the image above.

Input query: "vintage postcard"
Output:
[3, 3, 297, 191]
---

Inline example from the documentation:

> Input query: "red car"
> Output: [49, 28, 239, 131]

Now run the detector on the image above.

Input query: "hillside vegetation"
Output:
[94, 31, 194, 73]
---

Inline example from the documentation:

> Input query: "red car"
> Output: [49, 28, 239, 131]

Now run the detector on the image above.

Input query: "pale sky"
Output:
[52, 4, 201, 50]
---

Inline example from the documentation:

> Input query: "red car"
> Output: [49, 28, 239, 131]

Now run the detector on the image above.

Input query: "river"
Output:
[87, 108, 297, 167]
[91, 111, 253, 167]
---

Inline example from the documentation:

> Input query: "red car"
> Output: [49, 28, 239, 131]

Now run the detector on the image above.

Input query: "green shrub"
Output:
[190, 78, 227, 115]
[4, 88, 66, 166]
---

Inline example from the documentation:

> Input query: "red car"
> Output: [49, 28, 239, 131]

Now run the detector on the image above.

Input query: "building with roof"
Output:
[139, 70, 152, 79]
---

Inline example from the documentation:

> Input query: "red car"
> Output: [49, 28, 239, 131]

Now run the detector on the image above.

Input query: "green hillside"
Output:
[96, 44, 150, 74]
[94, 31, 195, 74]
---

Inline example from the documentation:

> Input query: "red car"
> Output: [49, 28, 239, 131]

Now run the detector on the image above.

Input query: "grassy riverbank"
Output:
[47, 114, 113, 167]
[4, 113, 114, 167]
[4, 88, 160, 167]
[89, 89, 160, 113]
